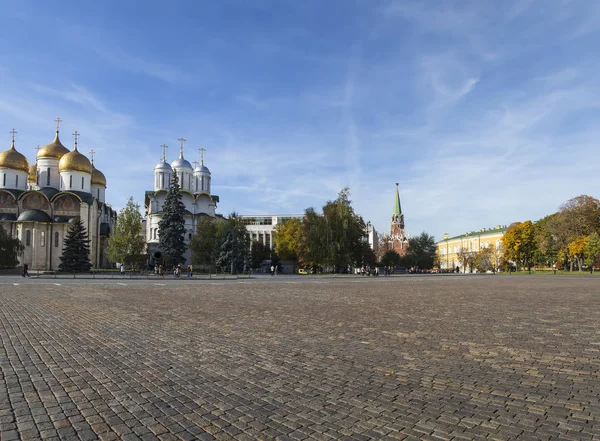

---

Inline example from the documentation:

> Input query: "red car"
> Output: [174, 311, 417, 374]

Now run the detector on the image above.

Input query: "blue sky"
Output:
[1, 0, 599, 240]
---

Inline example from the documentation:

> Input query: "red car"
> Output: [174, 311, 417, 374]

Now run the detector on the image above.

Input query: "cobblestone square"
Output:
[1, 276, 599, 440]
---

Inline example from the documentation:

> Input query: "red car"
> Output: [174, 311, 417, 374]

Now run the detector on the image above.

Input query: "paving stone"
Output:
[1, 277, 599, 440]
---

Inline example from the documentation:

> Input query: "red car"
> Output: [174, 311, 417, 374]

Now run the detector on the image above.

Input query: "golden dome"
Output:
[91, 165, 106, 187]
[37, 132, 70, 160]
[28, 163, 37, 183]
[59, 145, 92, 173]
[0, 139, 29, 172]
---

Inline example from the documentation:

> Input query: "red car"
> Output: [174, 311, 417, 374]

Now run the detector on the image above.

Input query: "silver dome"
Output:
[154, 161, 172, 170]
[171, 157, 193, 170]
[194, 164, 211, 174]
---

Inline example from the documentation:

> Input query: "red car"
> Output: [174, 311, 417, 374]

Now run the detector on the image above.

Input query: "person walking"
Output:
[22, 263, 30, 277]
[270, 265, 274, 276]
[120, 264, 125, 276]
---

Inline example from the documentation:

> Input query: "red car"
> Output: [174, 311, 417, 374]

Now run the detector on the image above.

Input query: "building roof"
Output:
[393, 183, 402, 216]
[17, 209, 52, 223]
[0, 213, 17, 221]
[443, 226, 508, 242]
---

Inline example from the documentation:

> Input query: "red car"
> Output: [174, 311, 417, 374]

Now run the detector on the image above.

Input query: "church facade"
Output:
[144, 141, 220, 264]
[0, 121, 116, 270]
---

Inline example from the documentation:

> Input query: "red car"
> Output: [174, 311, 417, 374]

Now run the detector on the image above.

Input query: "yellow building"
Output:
[437, 225, 507, 272]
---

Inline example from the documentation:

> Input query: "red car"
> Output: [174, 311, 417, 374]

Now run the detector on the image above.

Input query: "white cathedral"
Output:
[0, 120, 116, 270]
[144, 140, 221, 264]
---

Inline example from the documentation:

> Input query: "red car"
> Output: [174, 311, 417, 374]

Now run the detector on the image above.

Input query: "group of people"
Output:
[151, 264, 194, 277]
[356, 266, 380, 276]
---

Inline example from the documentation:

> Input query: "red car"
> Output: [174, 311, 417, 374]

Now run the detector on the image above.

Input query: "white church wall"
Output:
[60, 171, 92, 193]
[37, 158, 60, 189]
[0, 168, 28, 190]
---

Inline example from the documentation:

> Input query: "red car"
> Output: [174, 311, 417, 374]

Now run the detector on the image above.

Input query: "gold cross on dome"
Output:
[89, 149, 96, 164]
[9, 128, 17, 141]
[161, 144, 168, 162]
[55, 117, 63, 131]
[36, 145, 41, 153]
[178, 137, 186, 156]
[72, 131, 80, 149]
[199, 147, 206, 165]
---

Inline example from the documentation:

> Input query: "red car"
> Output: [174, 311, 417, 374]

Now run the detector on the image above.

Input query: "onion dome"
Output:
[59, 134, 92, 173]
[0, 136, 29, 172]
[37, 130, 70, 160]
[155, 160, 172, 171]
[194, 163, 211, 174]
[172, 155, 193, 170]
[91, 165, 106, 187]
[28, 163, 37, 183]
[172, 142, 193, 170]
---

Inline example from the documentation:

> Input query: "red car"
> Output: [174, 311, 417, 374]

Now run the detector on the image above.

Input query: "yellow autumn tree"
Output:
[273, 217, 303, 261]
[501, 220, 536, 271]
[567, 236, 588, 272]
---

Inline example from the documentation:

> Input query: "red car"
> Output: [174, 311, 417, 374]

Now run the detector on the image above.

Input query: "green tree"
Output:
[380, 250, 401, 268]
[190, 216, 220, 267]
[250, 241, 271, 269]
[584, 232, 600, 272]
[59, 217, 92, 272]
[158, 173, 187, 267]
[215, 213, 251, 274]
[406, 232, 437, 270]
[300, 207, 328, 270]
[0, 225, 23, 268]
[273, 217, 302, 261]
[106, 197, 146, 269]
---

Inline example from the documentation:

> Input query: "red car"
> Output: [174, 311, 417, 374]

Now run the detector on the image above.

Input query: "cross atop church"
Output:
[178, 137, 186, 157]
[161, 144, 168, 162]
[199, 147, 206, 165]
[73, 131, 79, 149]
[192, 160, 198, 169]
[9, 128, 17, 141]
[55, 117, 62, 132]
[36, 145, 41, 155]
[89, 149, 96, 165]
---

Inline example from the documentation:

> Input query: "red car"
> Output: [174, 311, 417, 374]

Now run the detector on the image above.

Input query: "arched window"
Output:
[26, 230, 31, 246]
[81, 176, 84, 189]
[15, 175, 18, 187]
[40, 231, 45, 247]
[69, 175, 72, 189]
[97, 188, 100, 199]
[2, 173, 5, 186]
[46, 168, 50, 186]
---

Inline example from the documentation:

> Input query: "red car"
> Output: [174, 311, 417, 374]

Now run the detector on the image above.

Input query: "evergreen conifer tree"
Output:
[59, 216, 92, 272]
[0, 225, 23, 268]
[158, 173, 187, 267]
[215, 213, 250, 274]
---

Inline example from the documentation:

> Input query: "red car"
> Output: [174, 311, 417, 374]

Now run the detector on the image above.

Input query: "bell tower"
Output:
[390, 183, 408, 256]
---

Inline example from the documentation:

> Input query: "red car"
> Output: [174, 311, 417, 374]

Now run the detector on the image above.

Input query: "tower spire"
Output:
[393, 182, 402, 217]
